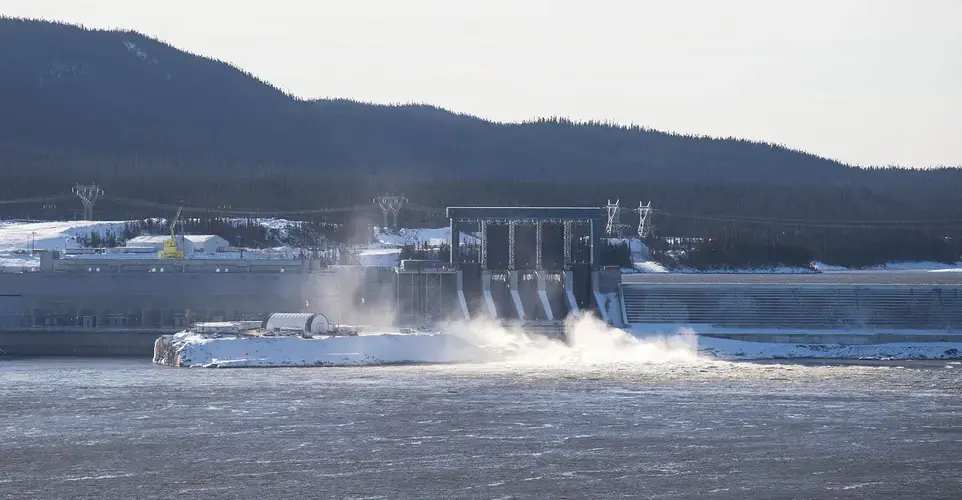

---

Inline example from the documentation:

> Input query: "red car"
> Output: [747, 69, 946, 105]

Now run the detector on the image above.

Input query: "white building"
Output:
[183, 235, 229, 253]
[125, 234, 228, 254]
[125, 235, 174, 252]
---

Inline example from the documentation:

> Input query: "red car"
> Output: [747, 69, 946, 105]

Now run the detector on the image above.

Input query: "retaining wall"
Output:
[623, 283, 962, 343]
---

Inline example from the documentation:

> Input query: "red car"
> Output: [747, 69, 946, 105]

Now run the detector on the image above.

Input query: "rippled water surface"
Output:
[2, 358, 961, 499]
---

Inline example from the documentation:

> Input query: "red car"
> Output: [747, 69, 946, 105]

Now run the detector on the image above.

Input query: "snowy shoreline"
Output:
[695, 337, 961, 361]
[155, 324, 962, 368]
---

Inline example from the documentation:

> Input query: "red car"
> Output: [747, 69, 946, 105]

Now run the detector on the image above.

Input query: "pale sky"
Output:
[3, 0, 961, 167]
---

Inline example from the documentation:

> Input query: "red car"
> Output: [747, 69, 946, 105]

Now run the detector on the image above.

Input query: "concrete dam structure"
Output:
[2, 206, 961, 356]
[0, 206, 621, 356]
[446, 206, 621, 330]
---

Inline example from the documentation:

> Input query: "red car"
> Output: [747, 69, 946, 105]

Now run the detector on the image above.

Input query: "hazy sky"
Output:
[3, 0, 960, 167]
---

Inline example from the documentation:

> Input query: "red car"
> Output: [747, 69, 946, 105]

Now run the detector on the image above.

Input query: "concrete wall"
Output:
[623, 283, 962, 335]
[0, 265, 445, 355]
[0, 329, 169, 356]
[0, 271, 345, 330]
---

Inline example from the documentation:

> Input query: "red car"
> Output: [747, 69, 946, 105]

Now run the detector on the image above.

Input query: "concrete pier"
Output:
[537, 271, 554, 321]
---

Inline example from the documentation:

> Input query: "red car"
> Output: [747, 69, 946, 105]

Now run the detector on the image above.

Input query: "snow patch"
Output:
[357, 245, 402, 267]
[608, 237, 648, 262]
[813, 261, 962, 272]
[123, 41, 158, 65]
[376, 227, 478, 247]
[0, 220, 129, 252]
[634, 261, 668, 273]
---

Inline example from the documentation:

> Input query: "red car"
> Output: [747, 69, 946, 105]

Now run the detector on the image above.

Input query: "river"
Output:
[1, 358, 960, 499]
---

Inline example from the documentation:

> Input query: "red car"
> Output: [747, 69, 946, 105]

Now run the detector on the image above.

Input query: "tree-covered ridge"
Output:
[1, 17, 874, 182]
[3, 17, 962, 268]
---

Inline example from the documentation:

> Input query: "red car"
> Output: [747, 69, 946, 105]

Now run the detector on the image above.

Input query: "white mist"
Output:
[443, 314, 702, 366]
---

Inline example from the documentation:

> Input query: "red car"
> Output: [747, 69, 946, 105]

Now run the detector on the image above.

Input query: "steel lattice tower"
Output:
[72, 184, 104, 220]
[605, 199, 628, 237]
[635, 201, 652, 238]
[373, 195, 407, 230]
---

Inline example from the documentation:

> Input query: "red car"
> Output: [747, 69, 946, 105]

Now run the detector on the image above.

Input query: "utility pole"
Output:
[373, 195, 407, 230]
[72, 184, 104, 220]
[635, 201, 652, 239]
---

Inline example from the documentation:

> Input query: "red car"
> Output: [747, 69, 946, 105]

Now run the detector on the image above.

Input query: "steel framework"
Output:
[374, 195, 407, 229]
[72, 184, 104, 220]
[635, 201, 652, 239]
[447, 207, 605, 271]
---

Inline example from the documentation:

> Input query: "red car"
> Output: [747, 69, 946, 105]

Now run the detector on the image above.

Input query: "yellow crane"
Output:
[158, 205, 184, 259]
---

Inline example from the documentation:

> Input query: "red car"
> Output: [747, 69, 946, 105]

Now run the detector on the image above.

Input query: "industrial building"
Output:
[126, 234, 229, 254]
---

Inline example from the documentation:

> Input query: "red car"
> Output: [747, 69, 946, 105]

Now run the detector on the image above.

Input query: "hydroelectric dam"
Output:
[2, 206, 961, 356]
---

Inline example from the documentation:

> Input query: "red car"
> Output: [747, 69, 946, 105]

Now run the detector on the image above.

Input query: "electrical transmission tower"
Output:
[72, 184, 104, 220]
[373, 195, 407, 230]
[605, 199, 628, 237]
[635, 201, 652, 238]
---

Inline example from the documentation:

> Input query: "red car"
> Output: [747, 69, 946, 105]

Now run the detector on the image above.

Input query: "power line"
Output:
[0, 194, 72, 205]
[652, 209, 962, 229]
[406, 203, 447, 217]
[6, 193, 960, 230]
[103, 196, 377, 216]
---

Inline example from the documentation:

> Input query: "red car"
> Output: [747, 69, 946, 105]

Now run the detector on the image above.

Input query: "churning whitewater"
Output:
[445, 314, 702, 366]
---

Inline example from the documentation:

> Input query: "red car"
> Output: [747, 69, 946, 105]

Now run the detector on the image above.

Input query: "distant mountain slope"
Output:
[1, 17, 862, 183]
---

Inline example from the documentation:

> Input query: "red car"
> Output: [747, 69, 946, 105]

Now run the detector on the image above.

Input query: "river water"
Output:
[1, 358, 961, 499]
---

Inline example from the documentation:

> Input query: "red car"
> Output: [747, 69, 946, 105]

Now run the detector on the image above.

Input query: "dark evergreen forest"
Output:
[2, 18, 961, 268]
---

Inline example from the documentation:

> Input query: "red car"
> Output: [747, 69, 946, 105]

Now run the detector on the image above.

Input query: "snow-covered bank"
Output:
[624, 325, 962, 360]
[448, 316, 962, 365]
[695, 336, 961, 361]
[631, 260, 962, 274]
[814, 261, 962, 272]
[155, 319, 962, 368]
[155, 331, 491, 368]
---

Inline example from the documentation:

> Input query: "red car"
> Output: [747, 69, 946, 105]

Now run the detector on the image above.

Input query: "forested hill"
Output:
[4, 17, 962, 268]
[1, 17, 863, 184]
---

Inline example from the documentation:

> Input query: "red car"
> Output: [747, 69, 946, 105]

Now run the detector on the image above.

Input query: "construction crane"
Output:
[158, 205, 184, 259]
